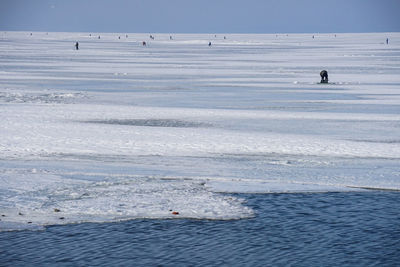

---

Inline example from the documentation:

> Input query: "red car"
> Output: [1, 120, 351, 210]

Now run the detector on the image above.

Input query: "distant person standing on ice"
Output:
[75, 42, 79, 50]
[386, 38, 389, 44]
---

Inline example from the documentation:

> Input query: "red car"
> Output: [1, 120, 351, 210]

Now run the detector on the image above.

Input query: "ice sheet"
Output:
[0, 168, 253, 229]
[1, 104, 399, 159]
[1, 31, 399, 230]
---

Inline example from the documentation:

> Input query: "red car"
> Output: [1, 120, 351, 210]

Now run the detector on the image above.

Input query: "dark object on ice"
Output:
[142, 41, 147, 46]
[386, 38, 389, 44]
[59, 217, 65, 220]
[19, 212, 23, 216]
[75, 42, 79, 50]
[320, 70, 328, 83]
[27, 221, 32, 224]
[172, 211, 179, 215]
[208, 42, 212, 46]
[54, 208, 61, 212]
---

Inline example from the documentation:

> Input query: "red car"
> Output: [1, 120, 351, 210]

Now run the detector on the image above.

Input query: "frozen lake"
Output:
[0, 32, 399, 230]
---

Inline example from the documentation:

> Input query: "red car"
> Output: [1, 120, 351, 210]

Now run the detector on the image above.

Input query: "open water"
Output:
[1, 191, 399, 266]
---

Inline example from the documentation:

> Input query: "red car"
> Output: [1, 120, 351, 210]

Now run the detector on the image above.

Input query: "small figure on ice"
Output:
[75, 42, 79, 50]
[386, 38, 389, 45]
[208, 42, 212, 46]
[320, 70, 328, 83]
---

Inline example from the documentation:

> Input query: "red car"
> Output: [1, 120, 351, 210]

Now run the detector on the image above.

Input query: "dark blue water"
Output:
[1, 192, 399, 267]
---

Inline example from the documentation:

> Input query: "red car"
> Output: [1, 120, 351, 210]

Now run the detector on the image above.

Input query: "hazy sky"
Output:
[1, 0, 399, 33]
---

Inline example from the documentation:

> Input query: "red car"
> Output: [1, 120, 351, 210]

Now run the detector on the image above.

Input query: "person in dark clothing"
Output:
[320, 70, 328, 83]
[75, 42, 79, 50]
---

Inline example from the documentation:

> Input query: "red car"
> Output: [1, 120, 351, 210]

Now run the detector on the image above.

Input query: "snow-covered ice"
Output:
[1, 32, 399, 230]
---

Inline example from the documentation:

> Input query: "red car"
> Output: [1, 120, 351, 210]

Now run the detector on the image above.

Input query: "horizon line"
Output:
[1, 30, 399, 35]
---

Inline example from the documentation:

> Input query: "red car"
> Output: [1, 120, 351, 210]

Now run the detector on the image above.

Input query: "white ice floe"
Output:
[0, 169, 253, 230]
